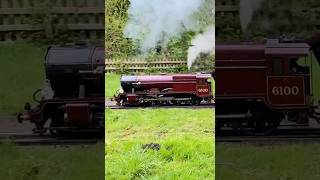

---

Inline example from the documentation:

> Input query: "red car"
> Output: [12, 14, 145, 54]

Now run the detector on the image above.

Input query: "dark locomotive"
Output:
[215, 39, 320, 135]
[18, 44, 105, 135]
[113, 74, 214, 106]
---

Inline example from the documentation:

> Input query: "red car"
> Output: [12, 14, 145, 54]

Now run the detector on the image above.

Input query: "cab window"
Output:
[197, 78, 206, 85]
[289, 58, 299, 74]
[272, 58, 283, 75]
[289, 57, 308, 74]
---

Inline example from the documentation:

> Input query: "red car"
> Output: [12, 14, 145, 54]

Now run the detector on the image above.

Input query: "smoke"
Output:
[187, 26, 214, 69]
[124, 0, 204, 53]
[239, 0, 264, 33]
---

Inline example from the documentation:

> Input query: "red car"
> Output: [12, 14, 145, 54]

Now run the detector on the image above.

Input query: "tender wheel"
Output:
[240, 105, 282, 136]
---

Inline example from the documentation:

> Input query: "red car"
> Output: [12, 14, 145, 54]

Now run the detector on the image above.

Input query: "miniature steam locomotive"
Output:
[113, 74, 214, 106]
[215, 39, 320, 135]
[18, 44, 105, 135]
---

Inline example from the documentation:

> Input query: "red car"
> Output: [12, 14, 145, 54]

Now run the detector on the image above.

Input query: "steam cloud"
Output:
[187, 26, 214, 69]
[239, 0, 264, 33]
[125, 0, 203, 53]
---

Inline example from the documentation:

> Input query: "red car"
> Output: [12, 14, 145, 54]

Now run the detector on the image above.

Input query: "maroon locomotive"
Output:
[17, 45, 105, 136]
[113, 74, 214, 106]
[215, 39, 318, 135]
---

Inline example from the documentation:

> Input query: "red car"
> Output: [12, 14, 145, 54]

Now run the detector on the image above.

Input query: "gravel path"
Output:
[0, 115, 34, 134]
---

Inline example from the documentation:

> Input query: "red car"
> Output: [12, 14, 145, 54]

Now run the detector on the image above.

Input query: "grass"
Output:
[105, 74, 121, 98]
[0, 43, 45, 114]
[216, 143, 320, 180]
[0, 143, 104, 180]
[105, 108, 215, 179]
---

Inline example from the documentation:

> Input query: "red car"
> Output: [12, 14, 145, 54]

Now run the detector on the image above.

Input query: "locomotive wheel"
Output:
[287, 112, 299, 122]
[192, 97, 202, 105]
[240, 106, 281, 136]
[49, 117, 66, 137]
[172, 100, 181, 105]
[49, 123, 60, 137]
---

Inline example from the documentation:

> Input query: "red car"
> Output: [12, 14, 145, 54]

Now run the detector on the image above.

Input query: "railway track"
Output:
[0, 133, 103, 146]
[217, 128, 320, 144]
[105, 101, 215, 109]
[217, 135, 320, 143]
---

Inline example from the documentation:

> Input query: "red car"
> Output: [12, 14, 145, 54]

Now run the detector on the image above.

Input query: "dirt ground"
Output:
[105, 100, 117, 107]
[0, 115, 34, 134]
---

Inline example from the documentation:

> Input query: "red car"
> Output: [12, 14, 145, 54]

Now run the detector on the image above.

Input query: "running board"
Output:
[216, 114, 248, 119]
[142, 97, 191, 101]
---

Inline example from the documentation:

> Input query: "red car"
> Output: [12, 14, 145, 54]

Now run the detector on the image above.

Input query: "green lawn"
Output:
[105, 74, 121, 98]
[105, 108, 215, 179]
[216, 143, 320, 180]
[0, 143, 104, 180]
[0, 43, 45, 114]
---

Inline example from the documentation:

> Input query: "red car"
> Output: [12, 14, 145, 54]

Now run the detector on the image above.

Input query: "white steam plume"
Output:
[240, 0, 264, 33]
[187, 26, 214, 69]
[125, 0, 204, 53]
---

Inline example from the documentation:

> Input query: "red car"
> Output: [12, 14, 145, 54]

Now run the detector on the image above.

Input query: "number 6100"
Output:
[271, 86, 299, 96]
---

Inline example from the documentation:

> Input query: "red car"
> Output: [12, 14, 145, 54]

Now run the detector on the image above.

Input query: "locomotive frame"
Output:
[215, 39, 314, 135]
[113, 74, 214, 106]
[17, 44, 105, 136]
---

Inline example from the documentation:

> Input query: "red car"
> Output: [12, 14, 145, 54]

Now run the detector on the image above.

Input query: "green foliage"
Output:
[166, 31, 197, 58]
[217, 0, 320, 41]
[144, 65, 189, 74]
[190, 53, 215, 72]
[249, 0, 320, 39]
[216, 15, 242, 42]
[106, 0, 215, 66]
[105, 0, 136, 58]
[195, 0, 215, 28]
